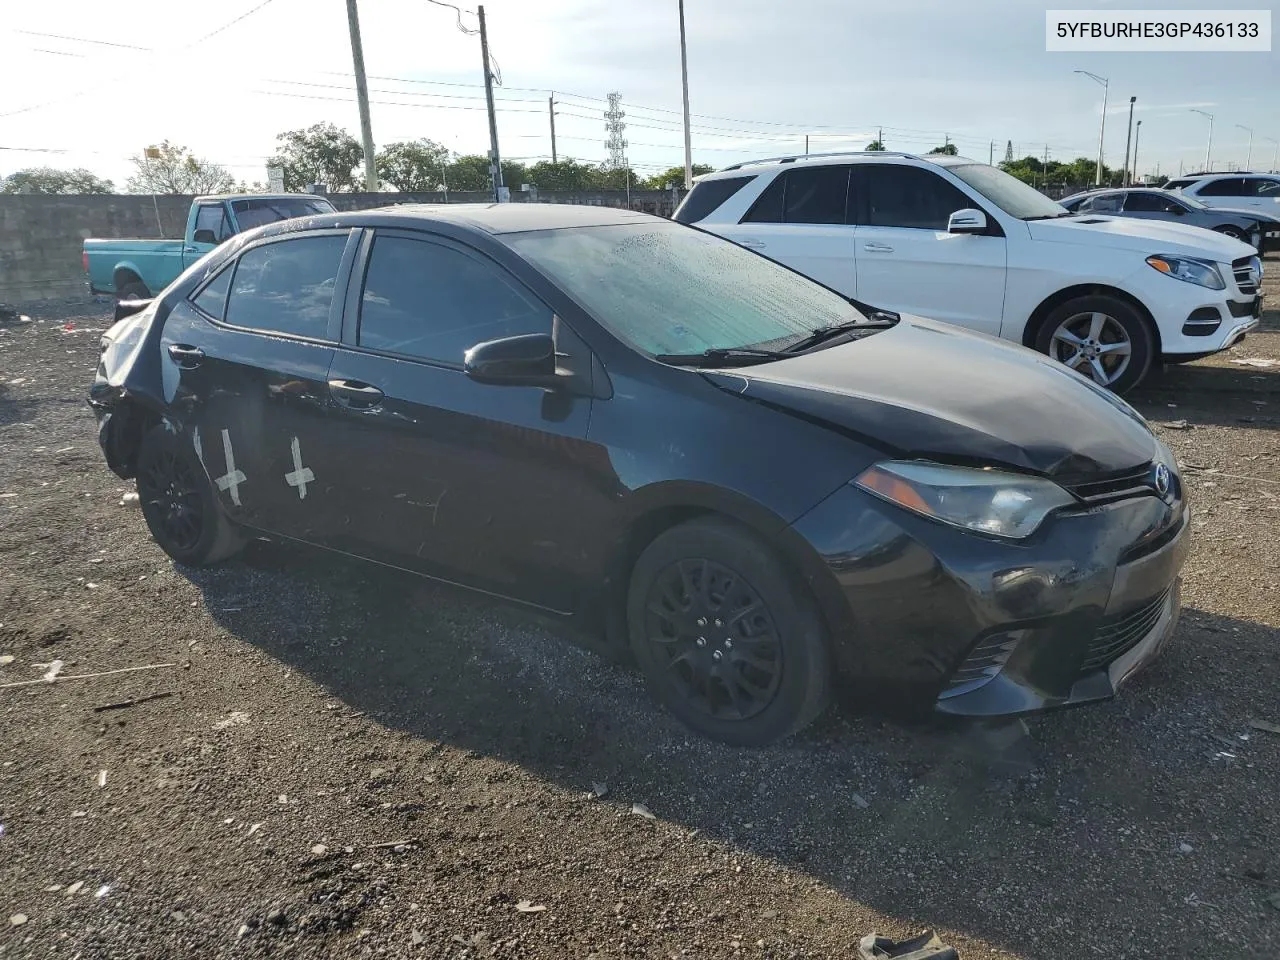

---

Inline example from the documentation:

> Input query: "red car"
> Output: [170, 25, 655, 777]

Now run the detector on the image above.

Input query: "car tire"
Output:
[135, 423, 244, 566]
[1213, 225, 1248, 243]
[1034, 295, 1154, 394]
[116, 278, 151, 302]
[626, 517, 831, 746]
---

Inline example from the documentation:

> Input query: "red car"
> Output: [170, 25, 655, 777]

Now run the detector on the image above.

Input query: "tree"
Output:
[640, 164, 714, 189]
[442, 155, 527, 193]
[1, 167, 114, 194]
[865, 140, 886, 152]
[928, 143, 958, 156]
[270, 123, 364, 192]
[125, 142, 235, 194]
[375, 139, 450, 192]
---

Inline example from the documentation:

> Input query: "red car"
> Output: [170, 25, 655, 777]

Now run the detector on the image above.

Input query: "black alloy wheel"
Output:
[643, 557, 784, 721]
[627, 517, 831, 746]
[138, 444, 204, 554]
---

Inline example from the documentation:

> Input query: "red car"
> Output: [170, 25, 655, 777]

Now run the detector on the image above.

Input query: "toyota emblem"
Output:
[1154, 462, 1171, 497]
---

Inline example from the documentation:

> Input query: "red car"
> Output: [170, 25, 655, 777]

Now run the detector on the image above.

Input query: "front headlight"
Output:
[1146, 255, 1225, 290]
[854, 461, 1075, 539]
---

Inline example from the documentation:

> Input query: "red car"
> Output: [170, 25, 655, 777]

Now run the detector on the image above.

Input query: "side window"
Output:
[1122, 192, 1166, 212]
[1198, 178, 1248, 197]
[1164, 178, 1196, 191]
[191, 265, 233, 320]
[194, 204, 231, 242]
[783, 166, 850, 224]
[741, 174, 785, 223]
[674, 175, 755, 224]
[225, 235, 347, 339]
[1248, 179, 1280, 198]
[358, 236, 552, 365]
[862, 166, 974, 230]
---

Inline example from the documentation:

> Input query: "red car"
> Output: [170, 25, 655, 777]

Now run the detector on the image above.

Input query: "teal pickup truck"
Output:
[84, 193, 335, 300]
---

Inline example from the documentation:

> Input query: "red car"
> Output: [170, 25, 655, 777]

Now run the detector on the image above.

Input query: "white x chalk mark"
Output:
[285, 436, 314, 500]
[215, 428, 246, 506]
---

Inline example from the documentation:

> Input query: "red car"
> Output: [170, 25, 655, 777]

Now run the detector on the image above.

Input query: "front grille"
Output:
[1080, 588, 1170, 674]
[1233, 256, 1259, 296]
[1063, 462, 1156, 504]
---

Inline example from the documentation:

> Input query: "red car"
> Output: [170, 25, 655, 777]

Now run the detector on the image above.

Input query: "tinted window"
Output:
[231, 197, 337, 231]
[784, 166, 850, 224]
[194, 204, 232, 242]
[1122, 192, 1178, 213]
[1080, 193, 1122, 213]
[863, 165, 974, 229]
[1198, 178, 1249, 197]
[358, 236, 552, 364]
[1249, 179, 1280, 198]
[192, 265, 233, 320]
[225, 235, 347, 338]
[742, 174, 785, 223]
[674, 176, 755, 223]
[1164, 178, 1197, 190]
[508, 222, 864, 357]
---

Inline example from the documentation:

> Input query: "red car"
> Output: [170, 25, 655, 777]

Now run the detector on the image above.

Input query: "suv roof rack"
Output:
[721, 150, 923, 171]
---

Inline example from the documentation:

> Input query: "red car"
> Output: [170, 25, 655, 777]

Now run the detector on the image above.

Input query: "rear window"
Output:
[1164, 178, 1197, 191]
[674, 176, 755, 223]
[231, 197, 337, 231]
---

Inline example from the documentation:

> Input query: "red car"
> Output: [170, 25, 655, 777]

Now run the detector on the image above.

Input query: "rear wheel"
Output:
[116, 277, 150, 301]
[1034, 295, 1154, 394]
[135, 424, 243, 566]
[626, 517, 831, 746]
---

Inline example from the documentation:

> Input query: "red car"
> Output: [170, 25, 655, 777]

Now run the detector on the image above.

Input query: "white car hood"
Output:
[1028, 214, 1256, 261]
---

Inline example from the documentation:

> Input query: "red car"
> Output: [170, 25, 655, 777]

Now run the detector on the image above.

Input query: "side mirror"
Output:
[193, 229, 218, 245]
[464, 333, 558, 387]
[114, 297, 153, 323]
[947, 208, 988, 234]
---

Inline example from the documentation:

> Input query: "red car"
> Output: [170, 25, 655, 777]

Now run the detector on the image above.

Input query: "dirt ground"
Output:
[1, 264, 1278, 960]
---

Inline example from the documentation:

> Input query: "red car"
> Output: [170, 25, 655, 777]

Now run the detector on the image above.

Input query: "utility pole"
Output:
[1237, 124, 1253, 169]
[1042, 144, 1049, 188]
[989, 140, 994, 165]
[878, 126, 883, 148]
[1191, 108, 1213, 172]
[549, 94, 558, 163]
[805, 134, 809, 155]
[1265, 136, 1280, 173]
[1132, 120, 1142, 184]
[678, 0, 693, 190]
[478, 5, 504, 202]
[345, 0, 378, 192]
[1121, 96, 1136, 187]
[1074, 70, 1108, 186]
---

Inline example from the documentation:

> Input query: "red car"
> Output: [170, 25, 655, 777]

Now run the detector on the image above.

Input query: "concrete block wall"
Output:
[0, 190, 680, 303]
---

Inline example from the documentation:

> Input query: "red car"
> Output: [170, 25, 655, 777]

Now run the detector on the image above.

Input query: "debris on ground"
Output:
[65, 882, 84, 896]
[213, 711, 250, 730]
[858, 929, 959, 959]
[1165, 419, 1190, 430]
[311, 843, 328, 855]
[589, 781, 608, 799]
[96, 770, 107, 788]
[629, 803, 656, 820]
[0, 655, 14, 667]
[1179, 842, 1194, 854]
[40, 660, 64, 682]
[119, 492, 139, 507]
[1250, 719, 1280, 736]
[852, 792, 870, 810]
[1231, 357, 1278, 368]
[515, 899, 547, 913]
[92, 691, 174, 713]
[9, 914, 28, 927]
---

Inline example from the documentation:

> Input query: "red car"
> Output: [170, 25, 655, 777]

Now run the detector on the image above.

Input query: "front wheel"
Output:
[626, 518, 831, 746]
[1213, 225, 1249, 244]
[1034, 295, 1154, 394]
[135, 424, 244, 566]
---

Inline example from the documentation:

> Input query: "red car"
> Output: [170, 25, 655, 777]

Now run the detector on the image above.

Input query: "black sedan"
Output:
[89, 204, 1189, 745]
[1060, 187, 1277, 252]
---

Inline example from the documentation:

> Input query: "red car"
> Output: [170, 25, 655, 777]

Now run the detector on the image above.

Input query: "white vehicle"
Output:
[1164, 172, 1280, 246]
[679, 151, 1263, 392]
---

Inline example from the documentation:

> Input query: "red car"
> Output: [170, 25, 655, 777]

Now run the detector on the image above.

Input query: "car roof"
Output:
[195, 193, 329, 203]
[697, 150, 979, 182]
[296, 202, 663, 235]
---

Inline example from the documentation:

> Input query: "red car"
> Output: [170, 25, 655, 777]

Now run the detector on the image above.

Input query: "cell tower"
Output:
[604, 92, 628, 169]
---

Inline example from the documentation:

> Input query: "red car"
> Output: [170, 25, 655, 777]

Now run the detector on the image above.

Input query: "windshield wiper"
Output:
[782, 315, 898, 353]
[655, 347, 789, 368]
[1024, 211, 1075, 220]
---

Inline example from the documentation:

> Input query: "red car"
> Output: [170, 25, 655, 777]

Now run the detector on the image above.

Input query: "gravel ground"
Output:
[1, 269, 1278, 960]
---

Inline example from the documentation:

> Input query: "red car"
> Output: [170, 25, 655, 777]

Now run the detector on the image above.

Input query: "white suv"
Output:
[678, 152, 1262, 392]
[1164, 172, 1280, 246]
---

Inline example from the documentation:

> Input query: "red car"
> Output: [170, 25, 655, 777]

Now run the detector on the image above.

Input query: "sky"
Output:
[1, 0, 1277, 189]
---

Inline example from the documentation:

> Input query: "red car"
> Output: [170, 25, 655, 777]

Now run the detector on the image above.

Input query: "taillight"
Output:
[82, 251, 89, 273]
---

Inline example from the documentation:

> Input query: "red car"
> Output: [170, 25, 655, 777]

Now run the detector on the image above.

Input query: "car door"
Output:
[713, 166, 857, 296]
[1193, 177, 1253, 209]
[320, 229, 598, 611]
[852, 164, 1006, 336]
[162, 230, 359, 540]
[185, 202, 233, 267]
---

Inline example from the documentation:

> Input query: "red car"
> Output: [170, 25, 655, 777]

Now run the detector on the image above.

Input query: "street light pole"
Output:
[1132, 120, 1142, 184]
[1074, 69, 1109, 186]
[1265, 137, 1280, 174]
[345, 0, 378, 192]
[1121, 96, 1136, 187]
[678, 0, 694, 191]
[1236, 124, 1253, 169]
[1191, 108, 1214, 172]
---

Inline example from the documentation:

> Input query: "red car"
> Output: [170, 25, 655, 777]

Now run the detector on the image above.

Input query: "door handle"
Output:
[328, 378, 385, 410]
[182, 245, 198, 254]
[738, 238, 767, 250]
[863, 242, 895, 253]
[167, 344, 204, 369]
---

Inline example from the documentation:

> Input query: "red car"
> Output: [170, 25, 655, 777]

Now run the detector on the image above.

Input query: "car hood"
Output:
[1213, 206, 1280, 225]
[704, 316, 1157, 479]
[1032, 214, 1256, 260]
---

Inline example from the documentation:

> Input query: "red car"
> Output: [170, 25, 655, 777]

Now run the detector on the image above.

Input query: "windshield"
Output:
[506, 223, 864, 356]
[231, 197, 336, 231]
[946, 163, 1069, 220]
[1170, 191, 1207, 210]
